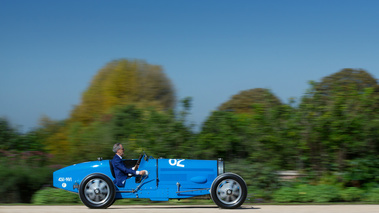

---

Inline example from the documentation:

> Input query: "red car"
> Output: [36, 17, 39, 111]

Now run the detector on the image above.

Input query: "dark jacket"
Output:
[112, 154, 137, 187]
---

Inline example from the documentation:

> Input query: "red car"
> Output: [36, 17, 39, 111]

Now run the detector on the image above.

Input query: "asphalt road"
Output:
[1, 205, 379, 213]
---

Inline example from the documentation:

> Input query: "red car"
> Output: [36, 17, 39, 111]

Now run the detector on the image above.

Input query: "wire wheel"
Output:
[211, 173, 247, 209]
[216, 179, 242, 205]
[79, 173, 115, 209]
[84, 178, 110, 205]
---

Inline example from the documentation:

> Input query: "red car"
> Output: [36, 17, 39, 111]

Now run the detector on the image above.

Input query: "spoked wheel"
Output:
[210, 173, 247, 209]
[79, 173, 116, 209]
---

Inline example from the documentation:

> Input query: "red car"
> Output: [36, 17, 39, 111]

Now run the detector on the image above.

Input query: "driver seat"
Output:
[109, 160, 116, 178]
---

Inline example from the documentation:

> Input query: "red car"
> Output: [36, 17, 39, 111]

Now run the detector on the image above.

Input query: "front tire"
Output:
[79, 173, 116, 209]
[210, 173, 247, 209]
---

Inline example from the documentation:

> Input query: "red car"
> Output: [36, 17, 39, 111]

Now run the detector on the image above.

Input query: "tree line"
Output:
[1, 59, 379, 203]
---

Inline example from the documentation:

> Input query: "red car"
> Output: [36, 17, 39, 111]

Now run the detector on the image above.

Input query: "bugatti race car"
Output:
[53, 154, 247, 209]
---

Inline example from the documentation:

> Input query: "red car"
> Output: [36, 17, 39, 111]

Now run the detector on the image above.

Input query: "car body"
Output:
[53, 154, 247, 209]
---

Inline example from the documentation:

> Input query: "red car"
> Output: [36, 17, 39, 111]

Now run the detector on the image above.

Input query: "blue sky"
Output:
[1, 0, 379, 132]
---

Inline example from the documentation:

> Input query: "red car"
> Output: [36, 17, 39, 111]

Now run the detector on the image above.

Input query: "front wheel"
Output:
[210, 173, 247, 209]
[79, 173, 116, 209]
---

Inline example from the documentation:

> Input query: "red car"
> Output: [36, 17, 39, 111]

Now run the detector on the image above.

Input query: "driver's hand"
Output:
[139, 170, 148, 176]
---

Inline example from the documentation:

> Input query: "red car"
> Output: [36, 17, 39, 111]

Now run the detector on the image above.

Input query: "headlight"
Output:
[217, 158, 224, 175]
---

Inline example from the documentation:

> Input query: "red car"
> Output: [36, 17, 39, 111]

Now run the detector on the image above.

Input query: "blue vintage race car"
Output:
[53, 154, 247, 209]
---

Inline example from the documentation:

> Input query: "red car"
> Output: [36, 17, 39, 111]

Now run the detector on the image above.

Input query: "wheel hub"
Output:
[216, 179, 242, 205]
[84, 178, 110, 205]
[227, 189, 232, 195]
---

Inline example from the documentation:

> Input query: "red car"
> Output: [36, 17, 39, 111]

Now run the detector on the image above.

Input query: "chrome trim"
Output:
[176, 188, 210, 194]
[217, 158, 224, 175]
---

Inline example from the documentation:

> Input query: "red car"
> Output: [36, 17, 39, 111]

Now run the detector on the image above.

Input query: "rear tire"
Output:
[79, 173, 116, 209]
[210, 173, 247, 209]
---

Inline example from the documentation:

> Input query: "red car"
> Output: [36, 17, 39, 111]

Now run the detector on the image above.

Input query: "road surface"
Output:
[1, 205, 378, 213]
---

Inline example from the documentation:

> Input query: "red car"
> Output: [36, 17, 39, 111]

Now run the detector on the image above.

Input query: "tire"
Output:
[210, 173, 247, 209]
[79, 173, 116, 209]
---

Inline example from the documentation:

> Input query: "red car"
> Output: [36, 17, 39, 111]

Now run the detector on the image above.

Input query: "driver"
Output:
[112, 143, 147, 187]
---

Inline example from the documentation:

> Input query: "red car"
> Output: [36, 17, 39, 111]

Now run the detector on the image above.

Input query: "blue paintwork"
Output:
[53, 155, 219, 201]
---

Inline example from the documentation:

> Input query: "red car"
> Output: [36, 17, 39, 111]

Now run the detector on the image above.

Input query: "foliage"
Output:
[0, 150, 53, 203]
[312, 185, 341, 203]
[42, 104, 194, 165]
[315, 68, 377, 98]
[195, 111, 249, 160]
[292, 69, 379, 173]
[70, 59, 176, 124]
[108, 105, 193, 159]
[339, 187, 364, 202]
[218, 88, 282, 114]
[43, 59, 177, 163]
[272, 187, 297, 203]
[343, 158, 379, 187]
[0, 118, 45, 151]
[4, 66, 379, 203]
[32, 187, 80, 204]
[0, 118, 18, 150]
[195, 103, 299, 169]
[273, 184, 341, 203]
[364, 188, 379, 202]
[226, 159, 280, 202]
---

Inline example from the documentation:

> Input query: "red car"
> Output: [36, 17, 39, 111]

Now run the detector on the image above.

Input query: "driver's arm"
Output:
[132, 166, 147, 176]
[114, 159, 137, 175]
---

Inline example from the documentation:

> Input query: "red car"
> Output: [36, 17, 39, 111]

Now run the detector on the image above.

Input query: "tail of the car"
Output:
[53, 160, 113, 193]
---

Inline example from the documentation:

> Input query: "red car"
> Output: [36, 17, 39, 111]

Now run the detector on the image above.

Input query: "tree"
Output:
[297, 69, 379, 173]
[43, 59, 176, 163]
[109, 105, 193, 159]
[0, 118, 45, 151]
[70, 59, 176, 124]
[315, 68, 377, 99]
[0, 118, 18, 150]
[195, 111, 248, 160]
[39, 117, 69, 163]
[218, 88, 282, 114]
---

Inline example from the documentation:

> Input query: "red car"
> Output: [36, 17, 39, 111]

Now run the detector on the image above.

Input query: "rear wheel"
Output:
[79, 173, 116, 209]
[210, 173, 247, 209]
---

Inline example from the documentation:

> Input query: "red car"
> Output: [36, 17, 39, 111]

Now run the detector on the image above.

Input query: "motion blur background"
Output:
[1, 0, 379, 204]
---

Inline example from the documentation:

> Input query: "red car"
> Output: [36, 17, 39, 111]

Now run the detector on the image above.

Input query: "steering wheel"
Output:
[134, 154, 143, 171]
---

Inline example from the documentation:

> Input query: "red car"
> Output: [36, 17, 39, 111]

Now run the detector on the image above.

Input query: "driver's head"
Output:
[113, 143, 124, 156]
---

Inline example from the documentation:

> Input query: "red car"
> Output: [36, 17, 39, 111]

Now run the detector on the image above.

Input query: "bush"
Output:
[32, 187, 80, 204]
[273, 184, 341, 203]
[272, 186, 298, 203]
[311, 185, 341, 203]
[249, 187, 274, 203]
[340, 187, 364, 202]
[343, 158, 379, 187]
[364, 188, 379, 202]
[225, 160, 282, 202]
[0, 151, 53, 203]
[295, 185, 317, 203]
[227, 161, 280, 191]
[317, 173, 344, 188]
